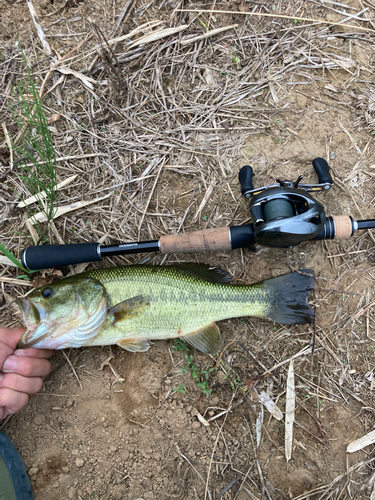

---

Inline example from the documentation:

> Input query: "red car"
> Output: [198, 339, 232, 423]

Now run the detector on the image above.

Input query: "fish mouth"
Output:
[17, 298, 50, 348]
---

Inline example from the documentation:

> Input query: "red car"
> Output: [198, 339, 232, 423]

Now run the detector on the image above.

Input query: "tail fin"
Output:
[263, 269, 315, 325]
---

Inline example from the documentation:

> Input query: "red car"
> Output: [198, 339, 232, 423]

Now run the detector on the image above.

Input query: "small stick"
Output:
[181, 24, 238, 46]
[39, 34, 94, 98]
[62, 350, 83, 390]
[192, 180, 215, 222]
[0, 277, 33, 287]
[350, 300, 375, 321]
[216, 478, 240, 499]
[204, 396, 234, 500]
[1, 123, 13, 170]
[260, 345, 314, 376]
[25, 219, 40, 245]
[176, 446, 205, 482]
[111, 0, 137, 37]
[207, 0, 218, 31]
[17, 175, 78, 208]
[27, 194, 111, 224]
[285, 360, 295, 462]
[137, 164, 163, 238]
[14, 152, 109, 169]
[207, 399, 244, 422]
[176, 8, 375, 34]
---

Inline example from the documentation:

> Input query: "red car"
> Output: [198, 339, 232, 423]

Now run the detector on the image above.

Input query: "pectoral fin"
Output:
[184, 323, 220, 354]
[108, 295, 150, 324]
[116, 338, 151, 352]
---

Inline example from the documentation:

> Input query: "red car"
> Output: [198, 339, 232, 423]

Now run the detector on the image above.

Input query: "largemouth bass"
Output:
[17, 265, 314, 354]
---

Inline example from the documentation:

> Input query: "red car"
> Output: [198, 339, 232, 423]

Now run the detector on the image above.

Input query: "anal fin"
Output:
[184, 323, 220, 354]
[116, 338, 151, 352]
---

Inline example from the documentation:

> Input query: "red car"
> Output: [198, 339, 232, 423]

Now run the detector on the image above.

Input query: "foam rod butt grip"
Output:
[160, 227, 231, 254]
[22, 243, 101, 271]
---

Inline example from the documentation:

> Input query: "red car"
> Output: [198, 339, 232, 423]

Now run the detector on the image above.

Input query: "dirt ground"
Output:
[0, 0, 375, 499]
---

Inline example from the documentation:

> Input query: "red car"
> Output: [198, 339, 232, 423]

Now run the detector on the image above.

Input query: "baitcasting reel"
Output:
[238, 158, 332, 248]
[21, 158, 374, 271]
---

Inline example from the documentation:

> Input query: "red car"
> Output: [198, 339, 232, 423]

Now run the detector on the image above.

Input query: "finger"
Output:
[2, 355, 51, 378]
[0, 343, 14, 370]
[0, 328, 26, 368]
[0, 372, 43, 395]
[14, 348, 53, 359]
[0, 328, 26, 349]
[0, 387, 29, 415]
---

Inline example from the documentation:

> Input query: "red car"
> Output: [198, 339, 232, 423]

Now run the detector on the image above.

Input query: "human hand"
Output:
[0, 328, 52, 419]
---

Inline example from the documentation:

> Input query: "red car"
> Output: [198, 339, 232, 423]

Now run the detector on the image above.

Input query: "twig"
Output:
[27, 194, 111, 224]
[62, 351, 83, 390]
[285, 360, 295, 462]
[181, 24, 238, 46]
[111, 0, 137, 37]
[1, 123, 13, 170]
[176, 8, 375, 33]
[137, 163, 163, 238]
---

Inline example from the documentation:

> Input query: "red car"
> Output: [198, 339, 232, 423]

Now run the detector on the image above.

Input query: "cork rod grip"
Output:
[159, 227, 232, 254]
[332, 215, 353, 239]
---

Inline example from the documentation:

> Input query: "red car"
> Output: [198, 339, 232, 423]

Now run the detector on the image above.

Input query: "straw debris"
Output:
[0, 0, 374, 498]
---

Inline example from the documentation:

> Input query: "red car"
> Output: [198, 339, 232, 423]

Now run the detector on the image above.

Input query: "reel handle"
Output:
[312, 158, 333, 187]
[238, 165, 254, 197]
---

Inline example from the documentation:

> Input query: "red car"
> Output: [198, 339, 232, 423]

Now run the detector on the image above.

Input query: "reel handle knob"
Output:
[312, 158, 333, 187]
[239, 165, 254, 197]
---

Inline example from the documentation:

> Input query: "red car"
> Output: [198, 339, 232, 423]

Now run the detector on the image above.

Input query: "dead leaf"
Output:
[48, 113, 61, 124]
[31, 275, 55, 288]
[31, 269, 63, 288]
[238, 2, 250, 12]
[347, 429, 375, 453]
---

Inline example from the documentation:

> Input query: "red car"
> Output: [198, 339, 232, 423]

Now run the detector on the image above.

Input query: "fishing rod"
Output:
[21, 157, 375, 271]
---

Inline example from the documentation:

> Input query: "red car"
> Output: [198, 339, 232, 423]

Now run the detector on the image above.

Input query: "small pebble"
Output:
[68, 486, 76, 499]
[330, 151, 335, 160]
[33, 415, 44, 426]
[28, 467, 39, 476]
[75, 458, 85, 468]
[62, 466, 70, 474]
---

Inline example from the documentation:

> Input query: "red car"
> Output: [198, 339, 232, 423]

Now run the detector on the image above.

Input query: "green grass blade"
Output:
[0, 244, 29, 273]
[8, 46, 58, 240]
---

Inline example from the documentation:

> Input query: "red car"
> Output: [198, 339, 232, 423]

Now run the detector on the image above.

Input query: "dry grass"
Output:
[0, 0, 375, 498]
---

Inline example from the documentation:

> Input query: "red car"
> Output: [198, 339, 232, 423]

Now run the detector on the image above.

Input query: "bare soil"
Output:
[1, 0, 375, 499]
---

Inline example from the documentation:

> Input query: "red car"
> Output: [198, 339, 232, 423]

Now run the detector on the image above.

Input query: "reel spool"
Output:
[239, 158, 332, 248]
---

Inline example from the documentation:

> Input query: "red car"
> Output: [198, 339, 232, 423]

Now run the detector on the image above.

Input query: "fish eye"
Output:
[42, 287, 54, 298]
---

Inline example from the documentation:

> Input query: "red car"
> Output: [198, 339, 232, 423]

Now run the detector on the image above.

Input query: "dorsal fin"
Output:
[172, 264, 233, 283]
[184, 322, 220, 354]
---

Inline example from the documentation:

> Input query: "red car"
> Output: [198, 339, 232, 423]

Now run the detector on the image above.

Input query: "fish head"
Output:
[17, 277, 108, 349]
